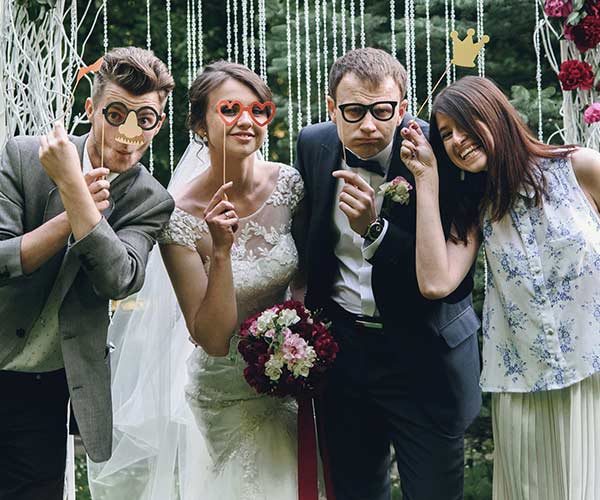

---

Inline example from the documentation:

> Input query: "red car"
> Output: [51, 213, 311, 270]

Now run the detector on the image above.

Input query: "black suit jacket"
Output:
[294, 116, 482, 434]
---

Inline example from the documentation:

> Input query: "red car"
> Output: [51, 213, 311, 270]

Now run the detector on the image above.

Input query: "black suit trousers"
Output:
[0, 369, 69, 500]
[319, 304, 466, 500]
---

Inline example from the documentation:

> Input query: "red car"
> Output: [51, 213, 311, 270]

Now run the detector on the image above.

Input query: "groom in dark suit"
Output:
[295, 48, 481, 500]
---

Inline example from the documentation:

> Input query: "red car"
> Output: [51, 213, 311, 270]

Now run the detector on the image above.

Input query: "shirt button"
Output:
[15, 328, 25, 338]
[547, 329, 555, 336]
[531, 266, 541, 274]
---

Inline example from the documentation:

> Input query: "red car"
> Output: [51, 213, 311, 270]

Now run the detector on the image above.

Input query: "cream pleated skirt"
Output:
[492, 372, 600, 500]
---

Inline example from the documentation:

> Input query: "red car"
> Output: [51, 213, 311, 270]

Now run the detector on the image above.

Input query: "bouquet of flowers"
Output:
[238, 300, 338, 398]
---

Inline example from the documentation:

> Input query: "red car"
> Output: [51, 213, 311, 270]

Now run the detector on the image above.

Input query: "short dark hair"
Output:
[188, 60, 272, 134]
[92, 47, 174, 105]
[328, 48, 407, 100]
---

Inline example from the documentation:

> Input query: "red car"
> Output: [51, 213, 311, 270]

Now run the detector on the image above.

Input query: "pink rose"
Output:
[583, 102, 600, 124]
[545, 0, 573, 18]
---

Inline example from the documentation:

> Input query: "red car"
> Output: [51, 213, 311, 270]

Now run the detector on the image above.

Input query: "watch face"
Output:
[368, 221, 383, 239]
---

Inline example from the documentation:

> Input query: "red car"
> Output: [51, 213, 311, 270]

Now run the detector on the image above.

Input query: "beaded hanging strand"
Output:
[166, 0, 174, 175]
[332, 0, 338, 61]
[349, 0, 355, 50]
[249, 0, 256, 71]
[408, 0, 417, 114]
[445, 0, 451, 87]
[190, 0, 197, 77]
[258, 0, 269, 157]
[340, 0, 346, 54]
[534, 0, 543, 141]
[146, 0, 154, 174]
[404, 0, 412, 115]
[226, 0, 232, 60]
[476, 0, 485, 77]
[286, 0, 294, 163]
[425, 0, 432, 116]
[241, 0, 249, 66]
[322, 0, 329, 120]
[103, 0, 108, 54]
[65, 0, 77, 129]
[450, 0, 456, 82]
[304, 0, 312, 125]
[186, 0, 193, 143]
[359, 0, 365, 48]
[198, 0, 204, 68]
[295, 0, 303, 130]
[315, 0, 322, 121]
[233, 0, 239, 62]
[390, 0, 396, 56]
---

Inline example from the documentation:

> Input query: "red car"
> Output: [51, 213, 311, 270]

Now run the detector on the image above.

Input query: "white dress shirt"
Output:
[331, 140, 393, 316]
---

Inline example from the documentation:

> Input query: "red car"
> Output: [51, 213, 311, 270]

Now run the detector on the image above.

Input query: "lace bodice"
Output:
[157, 164, 304, 477]
[158, 164, 304, 331]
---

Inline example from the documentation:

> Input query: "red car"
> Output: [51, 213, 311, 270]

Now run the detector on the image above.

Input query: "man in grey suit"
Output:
[0, 47, 175, 499]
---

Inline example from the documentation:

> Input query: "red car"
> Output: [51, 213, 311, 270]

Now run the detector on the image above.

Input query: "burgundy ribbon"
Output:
[297, 396, 337, 500]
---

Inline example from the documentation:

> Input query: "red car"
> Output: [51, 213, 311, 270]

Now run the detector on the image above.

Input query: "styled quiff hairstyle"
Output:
[328, 48, 407, 100]
[92, 47, 175, 106]
[188, 60, 272, 135]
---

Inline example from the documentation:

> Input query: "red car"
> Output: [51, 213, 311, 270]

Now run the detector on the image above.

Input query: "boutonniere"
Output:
[378, 176, 413, 206]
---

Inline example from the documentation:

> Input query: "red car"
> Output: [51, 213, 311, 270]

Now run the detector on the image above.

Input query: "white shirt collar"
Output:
[82, 137, 120, 183]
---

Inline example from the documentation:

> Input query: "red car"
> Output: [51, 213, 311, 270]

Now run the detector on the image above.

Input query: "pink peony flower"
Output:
[584, 102, 600, 124]
[544, 0, 573, 18]
[281, 330, 309, 362]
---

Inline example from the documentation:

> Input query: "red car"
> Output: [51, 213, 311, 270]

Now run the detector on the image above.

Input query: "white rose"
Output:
[257, 309, 277, 333]
[265, 354, 284, 381]
[277, 308, 301, 327]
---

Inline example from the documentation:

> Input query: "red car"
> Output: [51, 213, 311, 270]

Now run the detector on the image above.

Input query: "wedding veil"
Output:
[87, 140, 214, 500]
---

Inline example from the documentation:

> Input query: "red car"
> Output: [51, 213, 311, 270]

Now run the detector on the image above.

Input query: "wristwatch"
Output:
[362, 217, 385, 242]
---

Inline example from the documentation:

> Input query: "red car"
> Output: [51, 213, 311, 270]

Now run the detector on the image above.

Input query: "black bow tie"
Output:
[344, 149, 385, 176]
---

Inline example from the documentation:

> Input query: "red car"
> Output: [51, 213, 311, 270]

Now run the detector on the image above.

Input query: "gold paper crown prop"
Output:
[414, 28, 490, 120]
[450, 29, 490, 68]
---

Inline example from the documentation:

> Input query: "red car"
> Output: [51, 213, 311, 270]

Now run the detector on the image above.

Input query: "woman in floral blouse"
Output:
[400, 76, 600, 500]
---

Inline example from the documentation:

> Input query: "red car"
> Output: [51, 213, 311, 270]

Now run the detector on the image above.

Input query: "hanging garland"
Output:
[304, 0, 312, 125]
[322, 0, 329, 120]
[315, 0, 322, 121]
[286, 0, 294, 163]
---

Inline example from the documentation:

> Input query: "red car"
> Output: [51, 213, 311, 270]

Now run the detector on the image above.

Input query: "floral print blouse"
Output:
[480, 157, 600, 393]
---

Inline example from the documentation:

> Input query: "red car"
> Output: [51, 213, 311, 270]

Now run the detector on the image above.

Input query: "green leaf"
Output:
[566, 11, 585, 26]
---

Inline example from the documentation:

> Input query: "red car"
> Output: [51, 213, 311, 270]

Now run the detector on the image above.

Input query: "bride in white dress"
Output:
[87, 61, 305, 499]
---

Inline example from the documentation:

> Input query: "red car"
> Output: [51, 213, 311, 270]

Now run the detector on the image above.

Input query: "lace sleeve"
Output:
[277, 165, 305, 215]
[157, 207, 208, 251]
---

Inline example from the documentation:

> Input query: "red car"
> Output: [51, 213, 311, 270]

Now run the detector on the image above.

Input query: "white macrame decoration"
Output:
[0, 0, 100, 148]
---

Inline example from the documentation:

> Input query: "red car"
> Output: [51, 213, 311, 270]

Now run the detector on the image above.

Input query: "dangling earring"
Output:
[460, 170, 465, 181]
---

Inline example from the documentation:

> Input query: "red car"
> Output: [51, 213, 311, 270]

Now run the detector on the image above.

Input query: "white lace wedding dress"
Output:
[155, 163, 304, 499]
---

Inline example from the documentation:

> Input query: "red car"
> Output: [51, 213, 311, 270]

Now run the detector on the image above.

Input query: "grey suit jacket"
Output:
[0, 134, 174, 462]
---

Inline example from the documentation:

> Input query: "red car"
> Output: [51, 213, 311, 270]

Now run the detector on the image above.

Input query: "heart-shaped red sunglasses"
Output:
[216, 99, 276, 127]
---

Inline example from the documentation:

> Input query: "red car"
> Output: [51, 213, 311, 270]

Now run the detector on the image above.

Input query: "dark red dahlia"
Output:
[557, 59, 595, 90]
